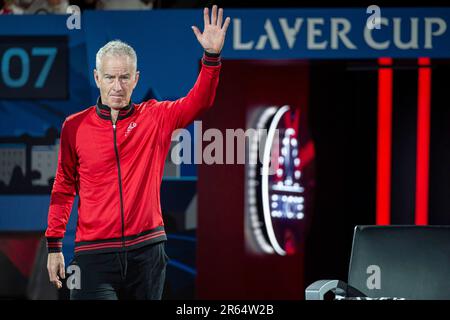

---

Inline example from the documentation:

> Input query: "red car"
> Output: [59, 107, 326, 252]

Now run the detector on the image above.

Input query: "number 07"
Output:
[1, 47, 57, 88]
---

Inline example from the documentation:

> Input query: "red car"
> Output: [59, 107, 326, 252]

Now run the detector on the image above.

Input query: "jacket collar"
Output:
[95, 97, 135, 121]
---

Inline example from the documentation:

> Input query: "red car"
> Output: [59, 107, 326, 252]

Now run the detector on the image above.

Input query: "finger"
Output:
[191, 26, 202, 42]
[222, 17, 231, 33]
[55, 274, 62, 288]
[217, 8, 223, 27]
[50, 276, 61, 287]
[59, 263, 65, 279]
[54, 280, 62, 289]
[203, 7, 209, 27]
[211, 5, 217, 25]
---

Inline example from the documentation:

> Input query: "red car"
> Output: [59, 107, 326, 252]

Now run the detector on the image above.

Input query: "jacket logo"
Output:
[125, 122, 137, 137]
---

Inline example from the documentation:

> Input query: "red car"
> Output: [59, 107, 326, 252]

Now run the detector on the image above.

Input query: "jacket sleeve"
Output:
[45, 119, 78, 253]
[157, 51, 221, 133]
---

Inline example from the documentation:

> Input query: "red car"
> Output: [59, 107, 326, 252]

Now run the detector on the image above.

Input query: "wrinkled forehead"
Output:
[99, 54, 136, 75]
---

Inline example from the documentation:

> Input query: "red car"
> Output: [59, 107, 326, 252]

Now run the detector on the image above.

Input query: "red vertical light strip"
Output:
[415, 58, 431, 225]
[376, 58, 393, 225]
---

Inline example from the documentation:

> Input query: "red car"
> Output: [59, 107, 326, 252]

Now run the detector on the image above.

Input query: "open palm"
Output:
[192, 5, 231, 54]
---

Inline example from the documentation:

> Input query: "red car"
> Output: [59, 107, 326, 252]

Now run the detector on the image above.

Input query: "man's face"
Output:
[94, 54, 139, 110]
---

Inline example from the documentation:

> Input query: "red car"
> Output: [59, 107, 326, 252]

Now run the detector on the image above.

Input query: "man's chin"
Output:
[108, 101, 127, 109]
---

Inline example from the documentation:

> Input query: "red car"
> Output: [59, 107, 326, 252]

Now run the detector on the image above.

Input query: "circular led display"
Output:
[246, 105, 312, 256]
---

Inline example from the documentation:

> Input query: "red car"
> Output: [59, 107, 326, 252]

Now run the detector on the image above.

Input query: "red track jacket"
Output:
[46, 52, 221, 255]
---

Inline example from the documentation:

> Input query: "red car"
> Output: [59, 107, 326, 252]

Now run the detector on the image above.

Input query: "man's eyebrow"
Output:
[102, 73, 130, 78]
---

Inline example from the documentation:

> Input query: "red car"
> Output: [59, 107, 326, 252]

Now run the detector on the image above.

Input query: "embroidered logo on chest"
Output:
[125, 122, 137, 137]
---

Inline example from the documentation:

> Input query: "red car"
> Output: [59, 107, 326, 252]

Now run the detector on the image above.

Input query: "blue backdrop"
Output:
[0, 8, 449, 258]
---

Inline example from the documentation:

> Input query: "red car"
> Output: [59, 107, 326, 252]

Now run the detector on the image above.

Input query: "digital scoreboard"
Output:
[0, 36, 68, 99]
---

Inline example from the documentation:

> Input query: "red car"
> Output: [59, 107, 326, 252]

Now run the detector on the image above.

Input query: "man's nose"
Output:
[113, 78, 122, 91]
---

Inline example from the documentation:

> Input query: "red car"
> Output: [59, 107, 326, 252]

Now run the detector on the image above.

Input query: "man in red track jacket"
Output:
[46, 5, 230, 300]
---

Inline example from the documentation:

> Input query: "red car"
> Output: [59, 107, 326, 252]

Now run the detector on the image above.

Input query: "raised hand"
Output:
[191, 5, 231, 54]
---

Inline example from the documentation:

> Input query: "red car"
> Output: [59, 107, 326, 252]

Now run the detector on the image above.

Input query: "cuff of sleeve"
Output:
[202, 51, 221, 66]
[47, 237, 63, 253]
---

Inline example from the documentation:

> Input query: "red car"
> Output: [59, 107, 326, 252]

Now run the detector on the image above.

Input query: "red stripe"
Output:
[203, 54, 220, 60]
[77, 240, 123, 249]
[376, 57, 393, 225]
[378, 57, 392, 66]
[75, 243, 123, 252]
[203, 56, 220, 62]
[125, 231, 165, 246]
[75, 231, 165, 252]
[415, 57, 431, 225]
[47, 241, 62, 245]
[203, 57, 220, 62]
[76, 243, 124, 251]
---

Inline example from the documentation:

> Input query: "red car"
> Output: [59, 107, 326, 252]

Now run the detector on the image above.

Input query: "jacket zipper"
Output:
[112, 122, 126, 250]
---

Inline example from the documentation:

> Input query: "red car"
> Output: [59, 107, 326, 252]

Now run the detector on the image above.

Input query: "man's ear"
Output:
[133, 71, 140, 89]
[93, 69, 100, 88]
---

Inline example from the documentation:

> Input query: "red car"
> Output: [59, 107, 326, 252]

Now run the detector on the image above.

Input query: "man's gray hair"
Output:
[96, 40, 137, 73]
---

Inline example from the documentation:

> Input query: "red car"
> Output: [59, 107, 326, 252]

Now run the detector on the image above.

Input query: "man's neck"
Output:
[111, 109, 119, 124]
